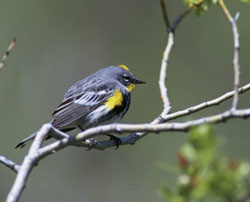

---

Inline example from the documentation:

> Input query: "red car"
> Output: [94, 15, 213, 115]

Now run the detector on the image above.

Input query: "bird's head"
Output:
[100, 65, 145, 92]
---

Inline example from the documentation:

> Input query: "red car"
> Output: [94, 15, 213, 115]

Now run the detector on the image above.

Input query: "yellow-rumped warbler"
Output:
[15, 65, 145, 148]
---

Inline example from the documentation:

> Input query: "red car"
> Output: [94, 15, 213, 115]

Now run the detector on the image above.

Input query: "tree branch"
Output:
[218, 0, 240, 110]
[159, 32, 173, 116]
[5, 106, 250, 201]
[0, 38, 16, 71]
[6, 124, 51, 202]
[171, 8, 192, 32]
[159, 0, 171, 32]
[39, 109, 250, 156]
[158, 0, 172, 116]
[158, 2, 191, 117]
[0, 155, 20, 173]
[163, 83, 250, 122]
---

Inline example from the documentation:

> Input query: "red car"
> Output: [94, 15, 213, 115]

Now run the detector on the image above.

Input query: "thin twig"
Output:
[163, 83, 250, 122]
[171, 8, 192, 32]
[158, 0, 173, 116]
[0, 38, 16, 70]
[160, 0, 171, 32]
[218, 0, 240, 110]
[0, 155, 20, 173]
[159, 32, 173, 116]
[158, 4, 191, 117]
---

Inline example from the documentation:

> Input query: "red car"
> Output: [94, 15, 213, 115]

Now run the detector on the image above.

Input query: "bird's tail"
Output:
[14, 127, 75, 149]
[15, 132, 37, 149]
[15, 121, 54, 149]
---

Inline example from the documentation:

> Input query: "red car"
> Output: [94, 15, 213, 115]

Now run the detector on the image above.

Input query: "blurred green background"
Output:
[0, 0, 249, 201]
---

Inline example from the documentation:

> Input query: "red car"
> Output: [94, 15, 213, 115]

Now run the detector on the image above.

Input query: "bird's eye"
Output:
[123, 74, 130, 82]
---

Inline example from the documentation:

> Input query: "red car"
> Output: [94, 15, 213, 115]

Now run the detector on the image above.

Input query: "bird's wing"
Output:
[63, 75, 100, 100]
[51, 89, 114, 129]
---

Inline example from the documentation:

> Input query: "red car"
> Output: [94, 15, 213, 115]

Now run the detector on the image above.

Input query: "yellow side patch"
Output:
[105, 89, 123, 110]
[119, 64, 130, 72]
[127, 84, 135, 92]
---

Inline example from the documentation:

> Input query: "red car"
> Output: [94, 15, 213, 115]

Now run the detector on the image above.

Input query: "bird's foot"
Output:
[85, 138, 97, 150]
[106, 134, 122, 149]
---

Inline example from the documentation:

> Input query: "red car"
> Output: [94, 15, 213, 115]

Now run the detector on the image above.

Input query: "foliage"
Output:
[161, 125, 250, 202]
[183, 0, 249, 15]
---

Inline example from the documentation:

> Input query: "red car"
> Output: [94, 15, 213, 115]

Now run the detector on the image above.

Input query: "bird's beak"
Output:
[133, 78, 146, 84]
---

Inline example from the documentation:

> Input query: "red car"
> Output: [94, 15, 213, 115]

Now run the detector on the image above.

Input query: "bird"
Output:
[15, 65, 145, 148]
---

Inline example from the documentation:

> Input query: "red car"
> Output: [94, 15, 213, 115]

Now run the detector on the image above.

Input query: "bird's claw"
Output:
[86, 138, 97, 150]
[106, 134, 122, 149]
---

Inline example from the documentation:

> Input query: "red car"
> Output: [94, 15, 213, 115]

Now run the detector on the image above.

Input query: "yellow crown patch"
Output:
[119, 64, 130, 72]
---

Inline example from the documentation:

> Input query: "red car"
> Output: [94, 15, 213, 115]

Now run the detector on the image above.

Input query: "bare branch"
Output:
[159, 32, 173, 116]
[158, 6, 191, 117]
[6, 124, 51, 202]
[163, 83, 250, 122]
[0, 155, 19, 173]
[158, 0, 173, 116]
[0, 38, 16, 71]
[36, 108, 250, 158]
[5, 106, 250, 202]
[218, 0, 240, 110]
